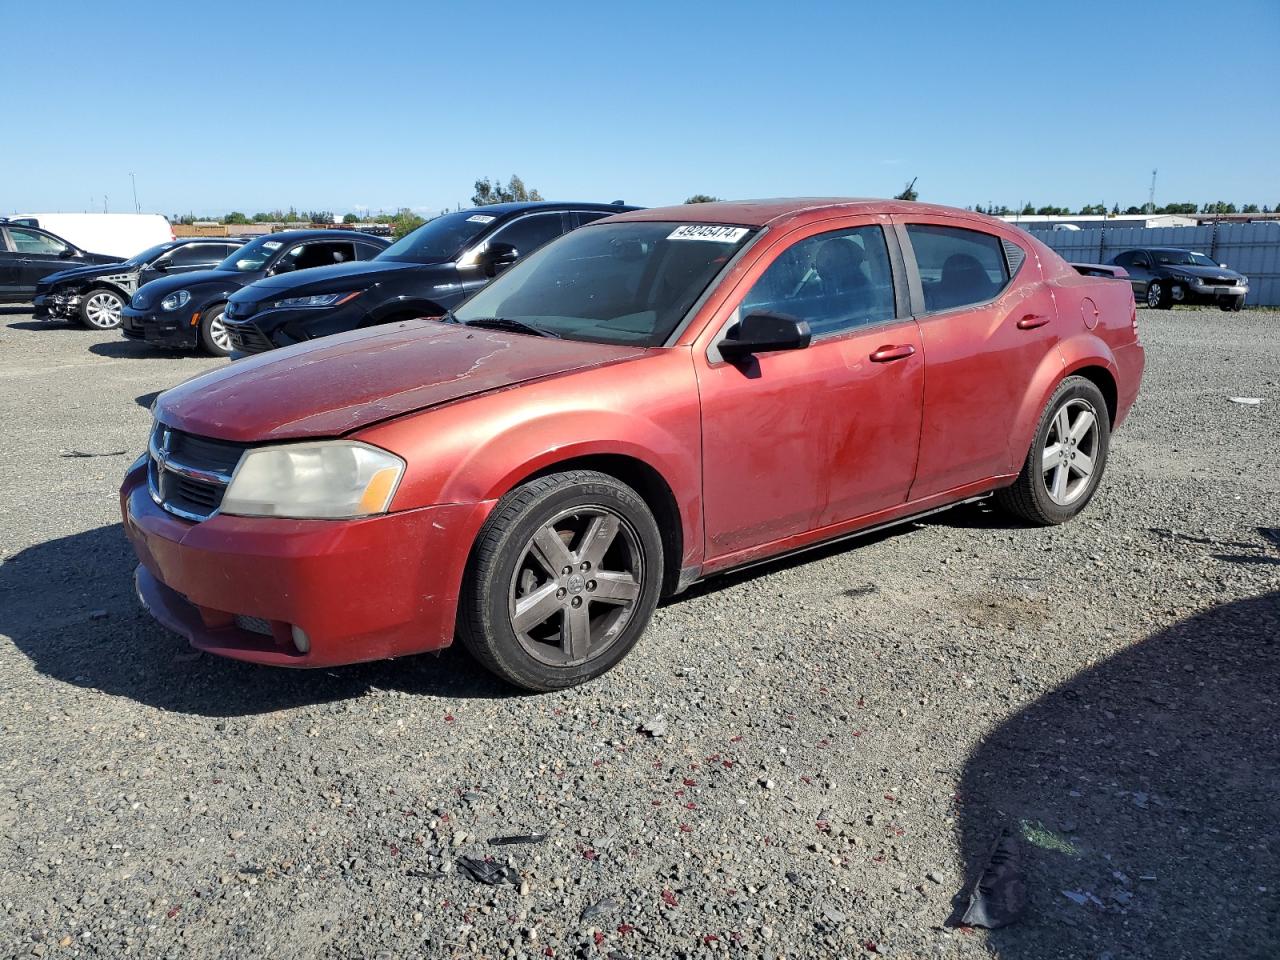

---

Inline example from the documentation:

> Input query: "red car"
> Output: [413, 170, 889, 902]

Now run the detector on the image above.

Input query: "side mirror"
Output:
[1220, 263, 1228, 269]
[151, 258, 169, 271]
[719, 311, 811, 361]
[58, 247, 76, 259]
[1133, 260, 1149, 269]
[481, 241, 519, 278]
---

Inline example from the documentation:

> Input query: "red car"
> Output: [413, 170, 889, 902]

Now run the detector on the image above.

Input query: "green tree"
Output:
[342, 212, 359, 223]
[684, 194, 721, 204]
[472, 175, 545, 206]
[894, 178, 918, 202]
[1021, 203, 1036, 215]
[1124, 206, 1142, 215]
[1111, 203, 1121, 216]
[223, 211, 249, 225]
[1241, 204, 1260, 214]
[390, 207, 426, 240]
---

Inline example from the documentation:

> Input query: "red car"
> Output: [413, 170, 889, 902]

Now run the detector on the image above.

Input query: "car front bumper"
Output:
[224, 302, 370, 357]
[1173, 283, 1247, 303]
[32, 292, 80, 320]
[121, 306, 201, 348]
[121, 463, 494, 667]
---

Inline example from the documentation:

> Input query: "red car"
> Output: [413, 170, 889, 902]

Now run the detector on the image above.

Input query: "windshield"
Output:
[217, 235, 284, 272]
[126, 242, 173, 267]
[377, 210, 497, 263]
[453, 222, 757, 346]
[1153, 249, 1218, 268]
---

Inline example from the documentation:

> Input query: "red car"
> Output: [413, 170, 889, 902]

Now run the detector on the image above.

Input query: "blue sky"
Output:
[3, 0, 1277, 217]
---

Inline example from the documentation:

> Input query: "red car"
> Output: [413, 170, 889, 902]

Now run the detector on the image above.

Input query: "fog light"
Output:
[290, 624, 311, 654]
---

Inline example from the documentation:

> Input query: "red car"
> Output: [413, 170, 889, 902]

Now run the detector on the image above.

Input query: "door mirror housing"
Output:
[151, 257, 169, 271]
[1133, 259, 1150, 269]
[58, 247, 76, 259]
[481, 241, 519, 278]
[719, 311, 811, 361]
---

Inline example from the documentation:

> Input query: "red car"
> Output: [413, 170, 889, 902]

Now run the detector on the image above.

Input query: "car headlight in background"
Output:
[271, 291, 362, 309]
[1240, 276, 1249, 286]
[220, 440, 404, 519]
[160, 290, 192, 312]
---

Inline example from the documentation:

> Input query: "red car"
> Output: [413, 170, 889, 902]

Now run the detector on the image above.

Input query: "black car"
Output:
[0, 222, 121, 304]
[222, 201, 636, 356]
[1111, 247, 1249, 311]
[33, 237, 249, 329]
[120, 229, 390, 355]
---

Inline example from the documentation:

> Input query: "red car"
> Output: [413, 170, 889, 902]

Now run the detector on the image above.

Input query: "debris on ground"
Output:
[959, 828, 1026, 928]
[1227, 397, 1264, 405]
[60, 449, 127, 458]
[639, 715, 667, 738]
[456, 856, 519, 886]
[488, 833, 548, 846]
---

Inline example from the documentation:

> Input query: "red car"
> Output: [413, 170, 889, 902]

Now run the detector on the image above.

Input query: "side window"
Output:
[169, 244, 225, 267]
[278, 241, 357, 272]
[905, 223, 1010, 313]
[1112, 251, 1133, 268]
[355, 242, 384, 260]
[574, 211, 612, 227]
[490, 214, 565, 258]
[739, 226, 895, 337]
[8, 228, 67, 255]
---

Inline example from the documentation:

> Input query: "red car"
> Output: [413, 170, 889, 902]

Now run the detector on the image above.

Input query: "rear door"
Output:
[6, 227, 75, 295]
[696, 219, 924, 558]
[894, 217, 1059, 499]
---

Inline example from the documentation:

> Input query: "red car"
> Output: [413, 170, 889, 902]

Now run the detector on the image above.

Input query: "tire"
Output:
[1146, 280, 1172, 310]
[995, 376, 1111, 526]
[78, 288, 126, 329]
[1222, 296, 1244, 312]
[458, 470, 664, 691]
[199, 303, 231, 356]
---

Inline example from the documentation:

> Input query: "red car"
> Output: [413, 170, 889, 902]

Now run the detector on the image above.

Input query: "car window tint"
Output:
[355, 242, 384, 260]
[169, 244, 225, 267]
[575, 211, 612, 227]
[1112, 251, 1133, 268]
[276, 241, 357, 272]
[739, 226, 895, 337]
[906, 223, 1010, 313]
[8, 227, 67, 255]
[489, 214, 564, 258]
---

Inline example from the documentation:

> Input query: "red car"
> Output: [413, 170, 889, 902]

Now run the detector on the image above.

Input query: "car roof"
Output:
[253, 229, 390, 243]
[1145, 247, 1194, 253]
[603, 198, 1004, 229]
[466, 201, 639, 214]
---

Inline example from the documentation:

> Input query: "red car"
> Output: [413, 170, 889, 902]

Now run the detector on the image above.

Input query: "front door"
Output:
[696, 222, 924, 560]
[7, 226, 72, 296]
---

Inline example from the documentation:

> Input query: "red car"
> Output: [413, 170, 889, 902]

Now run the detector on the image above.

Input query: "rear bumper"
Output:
[121, 307, 199, 348]
[121, 465, 493, 667]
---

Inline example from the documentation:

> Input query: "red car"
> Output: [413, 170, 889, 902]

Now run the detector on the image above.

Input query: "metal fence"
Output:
[1024, 222, 1280, 306]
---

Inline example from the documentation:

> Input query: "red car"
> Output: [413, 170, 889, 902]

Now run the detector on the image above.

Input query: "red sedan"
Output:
[121, 199, 1144, 690]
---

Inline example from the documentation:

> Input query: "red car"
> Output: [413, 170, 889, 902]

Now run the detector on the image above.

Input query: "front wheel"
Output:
[78, 288, 126, 329]
[458, 470, 664, 691]
[995, 376, 1111, 526]
[1146, 281, 1172, 309]
[1221, 296, 1244, 312]
[199, 304, 231, 356]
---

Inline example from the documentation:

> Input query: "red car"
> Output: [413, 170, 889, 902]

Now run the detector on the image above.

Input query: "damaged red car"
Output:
[122, 199, 1144, 690]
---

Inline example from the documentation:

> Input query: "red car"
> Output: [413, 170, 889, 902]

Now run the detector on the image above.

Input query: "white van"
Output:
[6, 213, 174, 258]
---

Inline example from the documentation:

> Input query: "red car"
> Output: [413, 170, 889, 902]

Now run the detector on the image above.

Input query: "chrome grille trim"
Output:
[147, 423, 246, 522]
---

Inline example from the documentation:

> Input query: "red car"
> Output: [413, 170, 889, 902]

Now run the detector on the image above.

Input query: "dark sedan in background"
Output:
[34, 237, 248, 329]
[0, 221, 121, 304]
[120, 229, 390, 355]
[222, 201, 635, 356]
[1111, 247, 1248, 310]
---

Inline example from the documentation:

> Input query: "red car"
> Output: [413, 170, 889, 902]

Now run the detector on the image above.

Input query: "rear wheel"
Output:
[78, 288, 125, 329]
[199, 304, 231, 356]
[1146, 281, 1172, 309]
[995, 376, 1111, 526]
[458, 470, 664, 691]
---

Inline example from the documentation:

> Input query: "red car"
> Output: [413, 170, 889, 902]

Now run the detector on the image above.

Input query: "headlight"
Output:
[1240, 276, 1249, 286]
[160, 290, 192, 312]
[271, 291, 361, 309]
[220, 440, 404, 519]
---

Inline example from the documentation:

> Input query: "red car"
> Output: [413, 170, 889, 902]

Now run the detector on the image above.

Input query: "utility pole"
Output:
[1146, 169, 1157, 214]
[130, 173, 140, 213]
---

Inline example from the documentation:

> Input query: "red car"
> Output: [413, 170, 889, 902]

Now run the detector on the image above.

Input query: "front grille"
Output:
[1203, 276, 1237, 286]
[148, 422, 247, 521]
[226, 323, 275, 354]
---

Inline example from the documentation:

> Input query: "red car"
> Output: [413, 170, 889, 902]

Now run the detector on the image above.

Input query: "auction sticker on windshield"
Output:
[467, 215, 496, 224]
[667, 225, 749, 243]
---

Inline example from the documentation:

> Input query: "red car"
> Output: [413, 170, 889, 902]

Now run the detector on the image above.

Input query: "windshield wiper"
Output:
[462, 316, 560, 338]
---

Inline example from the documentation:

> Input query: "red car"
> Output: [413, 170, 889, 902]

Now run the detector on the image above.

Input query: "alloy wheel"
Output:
[84, 292, 123, 328]
[209, 312, 231, 352]
[1041, 398, 1100, 506]
[1146, 282, 1162, 308]
[507, 506, 644, 667]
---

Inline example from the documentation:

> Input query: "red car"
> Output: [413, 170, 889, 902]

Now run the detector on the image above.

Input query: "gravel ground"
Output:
[0, 306, 1276, 960]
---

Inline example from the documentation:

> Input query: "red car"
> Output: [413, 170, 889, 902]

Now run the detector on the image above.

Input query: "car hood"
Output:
[132, 269, 246, 304]
[37, 262, 131, 289]
[154, 319, 648, 442]
[1160, 263, 1244, 280]
[235, 259, 426, 299]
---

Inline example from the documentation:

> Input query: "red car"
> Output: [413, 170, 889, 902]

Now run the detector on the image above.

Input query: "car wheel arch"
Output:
[1006, 342, 1118, 475]
[368, 300, 448, 326]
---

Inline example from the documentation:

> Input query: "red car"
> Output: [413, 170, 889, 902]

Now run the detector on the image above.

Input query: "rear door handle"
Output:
[1016, 314, 1050, 330]
[869, 344, 916, 363]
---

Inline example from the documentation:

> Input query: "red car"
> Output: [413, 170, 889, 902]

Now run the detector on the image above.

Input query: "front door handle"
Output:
[1016, 314, 1050, 330]
[869, 344, 916, 363]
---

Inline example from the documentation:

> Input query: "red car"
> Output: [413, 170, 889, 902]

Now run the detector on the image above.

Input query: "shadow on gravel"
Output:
[89, 341, 193, 360]
[5, 318, 75, 330]
[1, 524, 513, 716]
[956, 590, 1280, 959]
